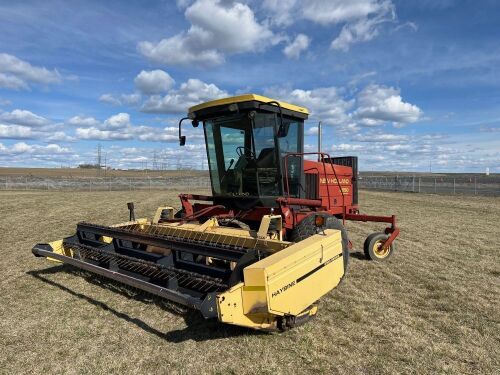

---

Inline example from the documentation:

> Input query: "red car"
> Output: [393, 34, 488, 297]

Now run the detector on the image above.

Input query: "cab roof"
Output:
[188, 94, 309, 119]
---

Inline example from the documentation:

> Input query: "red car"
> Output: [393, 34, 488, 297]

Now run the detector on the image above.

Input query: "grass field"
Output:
[0, 167, 208, 178]
[0, 190, 499, 374]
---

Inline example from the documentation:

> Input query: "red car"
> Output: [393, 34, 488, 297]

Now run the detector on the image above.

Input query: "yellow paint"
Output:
[217, 229, 345, 329]
[188, 93, 309, 116]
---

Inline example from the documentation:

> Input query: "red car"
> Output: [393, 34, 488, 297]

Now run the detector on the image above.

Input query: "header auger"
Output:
[33, 94, 399, 330]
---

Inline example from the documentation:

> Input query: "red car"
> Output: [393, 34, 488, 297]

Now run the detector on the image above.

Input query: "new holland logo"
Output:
[271, 280, 296, 298]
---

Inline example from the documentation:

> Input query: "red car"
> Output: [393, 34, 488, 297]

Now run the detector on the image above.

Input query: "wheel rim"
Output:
[372, 239, 390, 259]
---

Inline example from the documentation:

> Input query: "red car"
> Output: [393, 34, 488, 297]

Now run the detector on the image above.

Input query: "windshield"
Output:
[204, 112, 282, 197]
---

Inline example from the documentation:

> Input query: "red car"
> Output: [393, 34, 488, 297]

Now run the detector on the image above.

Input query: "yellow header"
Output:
[188, 93, 309, 116]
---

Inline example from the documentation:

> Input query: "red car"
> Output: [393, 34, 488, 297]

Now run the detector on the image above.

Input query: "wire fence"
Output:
[359, 175, 500, 197]
[0, 176, 211, 191]
[1, 174, 499, 197]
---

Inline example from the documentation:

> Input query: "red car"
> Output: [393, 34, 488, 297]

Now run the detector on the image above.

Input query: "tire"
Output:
[289, 213, 349, 279]
[363, 232, 395, 261]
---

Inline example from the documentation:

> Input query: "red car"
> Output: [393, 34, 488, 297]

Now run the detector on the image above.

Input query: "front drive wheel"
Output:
[364, 232, 395, 261]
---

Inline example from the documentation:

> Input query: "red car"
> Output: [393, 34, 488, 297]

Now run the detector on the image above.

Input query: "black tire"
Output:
[289, 213, 349, 279]
[363, 232, 395, 261]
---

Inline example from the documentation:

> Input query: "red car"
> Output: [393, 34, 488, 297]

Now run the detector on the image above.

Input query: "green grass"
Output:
[0, 190, 498, 374]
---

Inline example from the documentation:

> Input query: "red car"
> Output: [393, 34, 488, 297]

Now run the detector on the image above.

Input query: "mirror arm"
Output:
[178, 117, 189, 146]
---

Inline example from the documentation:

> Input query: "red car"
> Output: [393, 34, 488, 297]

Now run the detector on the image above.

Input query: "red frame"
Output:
[176, 152, 399, 251]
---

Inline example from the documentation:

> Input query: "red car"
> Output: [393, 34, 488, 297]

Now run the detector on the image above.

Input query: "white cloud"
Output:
[99, 93, 141, 106]
[67, 115, 100, 127]
[138, 0, 275, 66]
[99, 93, 122, 106]
[353, 133, 410, 142]
[354, 84, 422, 125]
[120, 93, 142, 106]
[0, 73, 28, 90]
[102, 113, 131, 130]
[305, 126, 318, 136]
[0, 124, 34, 139]
[0, 109, 50, 127]
[46, 131, 75, 142]
[75, 127, 133, 141]
[283, 34, 310, 59]
[141, 78, 227, 113]
[0, 142, 72, 155]
[331, 1, 395, 51]
[0, 53, 62, 90]
[263, 0, 396, 51]
[265, 86, 354, 125]
[134, 70, 175, 95]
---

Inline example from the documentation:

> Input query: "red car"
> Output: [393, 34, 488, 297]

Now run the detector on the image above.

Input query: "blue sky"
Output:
[0, 0, 499, 172]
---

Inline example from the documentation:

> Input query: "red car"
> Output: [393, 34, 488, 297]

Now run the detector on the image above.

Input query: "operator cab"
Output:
[180, 94, 309, 208]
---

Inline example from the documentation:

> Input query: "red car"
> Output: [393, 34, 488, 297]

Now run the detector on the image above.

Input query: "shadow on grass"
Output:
[27, 264, 264, 342]
[349, 251, 367, 260]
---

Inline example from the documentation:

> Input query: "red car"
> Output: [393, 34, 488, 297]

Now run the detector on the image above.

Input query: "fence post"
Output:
[109, 179, 111, 191]
[434, 177, 437, 193]
[25, 176, 28, 191]
[149, 178, 151, 191]
[474, 176, 477, 195]
[453, 178, 456, 194]
[89, 180, 92, 192]
[418, 177, 421, 193]
[47, 180, 49, 190]
[412, 176, 415, 192]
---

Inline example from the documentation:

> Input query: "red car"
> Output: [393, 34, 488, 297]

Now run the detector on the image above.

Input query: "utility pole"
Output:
[96, 143, 102, 176]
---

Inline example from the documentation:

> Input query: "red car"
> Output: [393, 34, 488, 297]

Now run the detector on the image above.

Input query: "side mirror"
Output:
[192, 119, 199, 128]
[277, 123, 290, 138]
[179, 135, 186, 146]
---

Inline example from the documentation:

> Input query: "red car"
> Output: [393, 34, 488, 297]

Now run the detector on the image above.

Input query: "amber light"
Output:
[315, 215, 326, 227]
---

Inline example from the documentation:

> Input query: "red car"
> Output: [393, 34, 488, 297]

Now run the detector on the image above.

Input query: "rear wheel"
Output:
[289, 213, 349, 279]
[363, 232, 395, 261]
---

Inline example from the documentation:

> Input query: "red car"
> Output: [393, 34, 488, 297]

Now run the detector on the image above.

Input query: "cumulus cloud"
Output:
[141, 78, 227, 113]
[0, 124, 34, 139]
[138, 0, 275, 66]
[103, 113, 131, 130]
[354, 84, 422, 125]
[0, 109, 50, 127]
[134, 70, 175, 95]
[0, 142, 72, 155]
[0, 53, 62, 90]
[99, 93, 141, 107]
[263, 0, 396, 51]
[283, 34, 310, 59]
[66, 115, 100, 127]
[265, 86, 354, 125]
[75, 127, 133, 141]
[73, 112, 187, 142]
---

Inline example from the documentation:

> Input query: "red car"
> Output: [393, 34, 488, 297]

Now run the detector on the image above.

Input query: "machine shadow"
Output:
[27, 264, 263, 342]
[349, 251, 367, 260]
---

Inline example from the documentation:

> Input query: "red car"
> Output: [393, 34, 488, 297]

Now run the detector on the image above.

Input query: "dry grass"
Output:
[0, 167, 207, 178]
[0, 190, 498, 374]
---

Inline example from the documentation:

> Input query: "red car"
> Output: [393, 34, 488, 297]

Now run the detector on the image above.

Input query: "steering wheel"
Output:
[236, 146, 256, 160]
